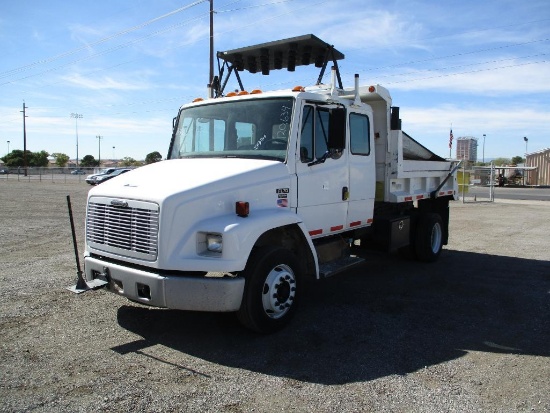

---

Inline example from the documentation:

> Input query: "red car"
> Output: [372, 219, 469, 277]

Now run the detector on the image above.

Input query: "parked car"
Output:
[94, 168, 131, 184]
[86, 168, 118, 185]
[71, 169, 86, 175]
[0, 168, 9, 174]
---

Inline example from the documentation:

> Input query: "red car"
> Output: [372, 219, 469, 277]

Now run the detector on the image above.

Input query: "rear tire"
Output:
[415, 213, 443, 262]
[237, 246, 300, 333]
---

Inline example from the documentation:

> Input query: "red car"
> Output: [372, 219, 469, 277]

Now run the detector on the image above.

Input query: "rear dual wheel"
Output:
[415, 213, 443, 262]
[237, 246, 300, 333]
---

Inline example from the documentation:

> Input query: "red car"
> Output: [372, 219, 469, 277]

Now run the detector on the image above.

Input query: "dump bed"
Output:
[344, 84, 458, 203]
[378, 129, 458, 203]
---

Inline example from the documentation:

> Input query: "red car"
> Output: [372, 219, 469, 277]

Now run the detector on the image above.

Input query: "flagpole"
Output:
[449, 123, 453, 158]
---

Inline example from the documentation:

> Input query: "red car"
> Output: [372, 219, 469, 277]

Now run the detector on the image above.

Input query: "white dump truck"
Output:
[80, 35, 459, 333]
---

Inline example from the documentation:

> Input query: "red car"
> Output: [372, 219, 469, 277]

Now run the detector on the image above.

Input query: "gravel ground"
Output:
[1, 179, 549, 412]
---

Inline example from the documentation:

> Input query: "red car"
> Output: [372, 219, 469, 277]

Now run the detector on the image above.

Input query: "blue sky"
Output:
[1, 0, 549, 162]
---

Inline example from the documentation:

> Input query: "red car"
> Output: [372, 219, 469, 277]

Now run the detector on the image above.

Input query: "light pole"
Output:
[6, 140, 9, 155]
[523, 136, 529, 186]
[113, 146, 116, 165]
[96, 135, 103, 166]
[70, 113, 83, 167]
[482, 134, 486, 164]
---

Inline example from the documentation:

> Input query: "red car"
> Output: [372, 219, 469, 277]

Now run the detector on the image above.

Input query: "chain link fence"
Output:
[0, 167, 100, 183]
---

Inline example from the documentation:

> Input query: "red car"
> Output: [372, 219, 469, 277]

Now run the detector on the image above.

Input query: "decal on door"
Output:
[276, 188, 289, 207]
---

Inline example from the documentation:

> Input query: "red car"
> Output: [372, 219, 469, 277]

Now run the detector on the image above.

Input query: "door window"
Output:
[349, 113, 370, 155]
[300, 105, 331, 162]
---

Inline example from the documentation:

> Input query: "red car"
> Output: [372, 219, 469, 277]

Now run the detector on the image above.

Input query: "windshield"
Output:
[169, 97, 294, 162]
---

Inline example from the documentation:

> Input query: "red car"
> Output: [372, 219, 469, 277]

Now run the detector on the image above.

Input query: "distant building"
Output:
[456, 136, 478, 162]
[526, 148, 550, 186]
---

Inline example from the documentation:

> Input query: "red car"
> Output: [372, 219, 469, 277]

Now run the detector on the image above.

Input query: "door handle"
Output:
[342, 186, 349, 201]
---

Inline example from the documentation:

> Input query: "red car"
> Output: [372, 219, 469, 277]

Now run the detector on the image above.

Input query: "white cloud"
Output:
[61, 73, 150, 90]
[382, 59, 550, 95]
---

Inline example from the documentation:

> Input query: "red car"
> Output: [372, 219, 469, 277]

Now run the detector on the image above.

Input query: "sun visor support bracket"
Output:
[214, 34, 344, 97]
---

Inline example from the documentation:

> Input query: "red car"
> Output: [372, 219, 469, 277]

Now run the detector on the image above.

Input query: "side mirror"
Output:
[328, 108, 346, 150]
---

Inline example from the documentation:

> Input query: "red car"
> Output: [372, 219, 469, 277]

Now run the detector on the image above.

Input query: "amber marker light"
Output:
[236, 201, 249, 217]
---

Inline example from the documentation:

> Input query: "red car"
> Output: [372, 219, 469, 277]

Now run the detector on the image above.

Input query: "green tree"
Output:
[511, 156, 524, 165]
[52, 153, 70, 167]
[120, 157, 142, 167]
[80, 154, 99, 167]
[30, 150, 49, 167]
[493, 157, 512, 166]
[145, 151, 162, 164]
[1, 150, 31, 167]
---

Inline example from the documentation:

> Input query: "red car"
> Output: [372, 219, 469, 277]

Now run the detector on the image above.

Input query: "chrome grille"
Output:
[86, 198, 159, 260]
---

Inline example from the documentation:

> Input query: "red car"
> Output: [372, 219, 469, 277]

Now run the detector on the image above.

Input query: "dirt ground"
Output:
[0, 179, 549, 412]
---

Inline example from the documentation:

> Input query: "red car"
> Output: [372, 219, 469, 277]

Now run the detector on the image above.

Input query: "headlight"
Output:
[206, 233, 223, 253]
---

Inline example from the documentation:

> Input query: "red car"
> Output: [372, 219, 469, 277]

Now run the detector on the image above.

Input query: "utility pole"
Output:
[96, 135, 103, 166]
[209, 0, 214, 98]
[482, 134, 486, 164]
[523, 136, 529, 186]
[70, 113, 83, 167]
[21, 102, 28, 176]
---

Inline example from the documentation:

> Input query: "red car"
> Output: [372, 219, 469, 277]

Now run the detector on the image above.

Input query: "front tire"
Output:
[237, 246, 300, 333]
[415, 213, 443, 262]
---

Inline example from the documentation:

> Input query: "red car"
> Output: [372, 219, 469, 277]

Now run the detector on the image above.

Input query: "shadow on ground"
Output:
[113, 250, 550, 385]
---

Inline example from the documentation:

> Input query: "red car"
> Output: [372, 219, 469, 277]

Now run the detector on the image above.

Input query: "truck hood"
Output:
[88, 158, 290, 202]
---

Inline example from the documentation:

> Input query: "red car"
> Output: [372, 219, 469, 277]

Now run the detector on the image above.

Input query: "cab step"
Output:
[319, 256, 365, 278]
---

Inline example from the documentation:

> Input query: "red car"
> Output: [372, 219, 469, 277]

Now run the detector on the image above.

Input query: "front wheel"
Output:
[415, 213, 444, 262]
[237, 246, 300, 333]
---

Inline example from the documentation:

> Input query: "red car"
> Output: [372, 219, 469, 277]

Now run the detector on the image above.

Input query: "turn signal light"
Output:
[236, 201, 249, 217]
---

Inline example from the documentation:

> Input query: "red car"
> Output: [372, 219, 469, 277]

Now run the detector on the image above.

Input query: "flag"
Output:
[449, 129, 453, 149]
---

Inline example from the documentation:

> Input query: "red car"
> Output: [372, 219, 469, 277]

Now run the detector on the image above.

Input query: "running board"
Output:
[319, 256, 365, 278]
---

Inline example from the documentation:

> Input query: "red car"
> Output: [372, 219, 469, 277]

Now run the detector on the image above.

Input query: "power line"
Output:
[0, 12, 208, 87]
[0, 0, 208, 79]
[383, 59, 549, 85]
[343, 38, 550, 74]
[340, 52, 548, 82]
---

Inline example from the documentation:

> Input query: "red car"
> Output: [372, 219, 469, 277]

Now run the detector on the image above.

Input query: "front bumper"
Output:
[84, 256, 245, 312]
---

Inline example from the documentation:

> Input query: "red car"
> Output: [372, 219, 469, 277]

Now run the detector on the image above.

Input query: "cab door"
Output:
[347, 110, 375, 228]
[295, 103, 349, 238]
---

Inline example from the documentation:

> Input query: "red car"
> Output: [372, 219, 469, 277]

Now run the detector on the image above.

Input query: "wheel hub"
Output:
[430, 222, 442, 253]
[262, 264, 296, 319]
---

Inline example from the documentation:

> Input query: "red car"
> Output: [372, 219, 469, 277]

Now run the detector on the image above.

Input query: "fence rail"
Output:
[0, 167, 103, 183]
